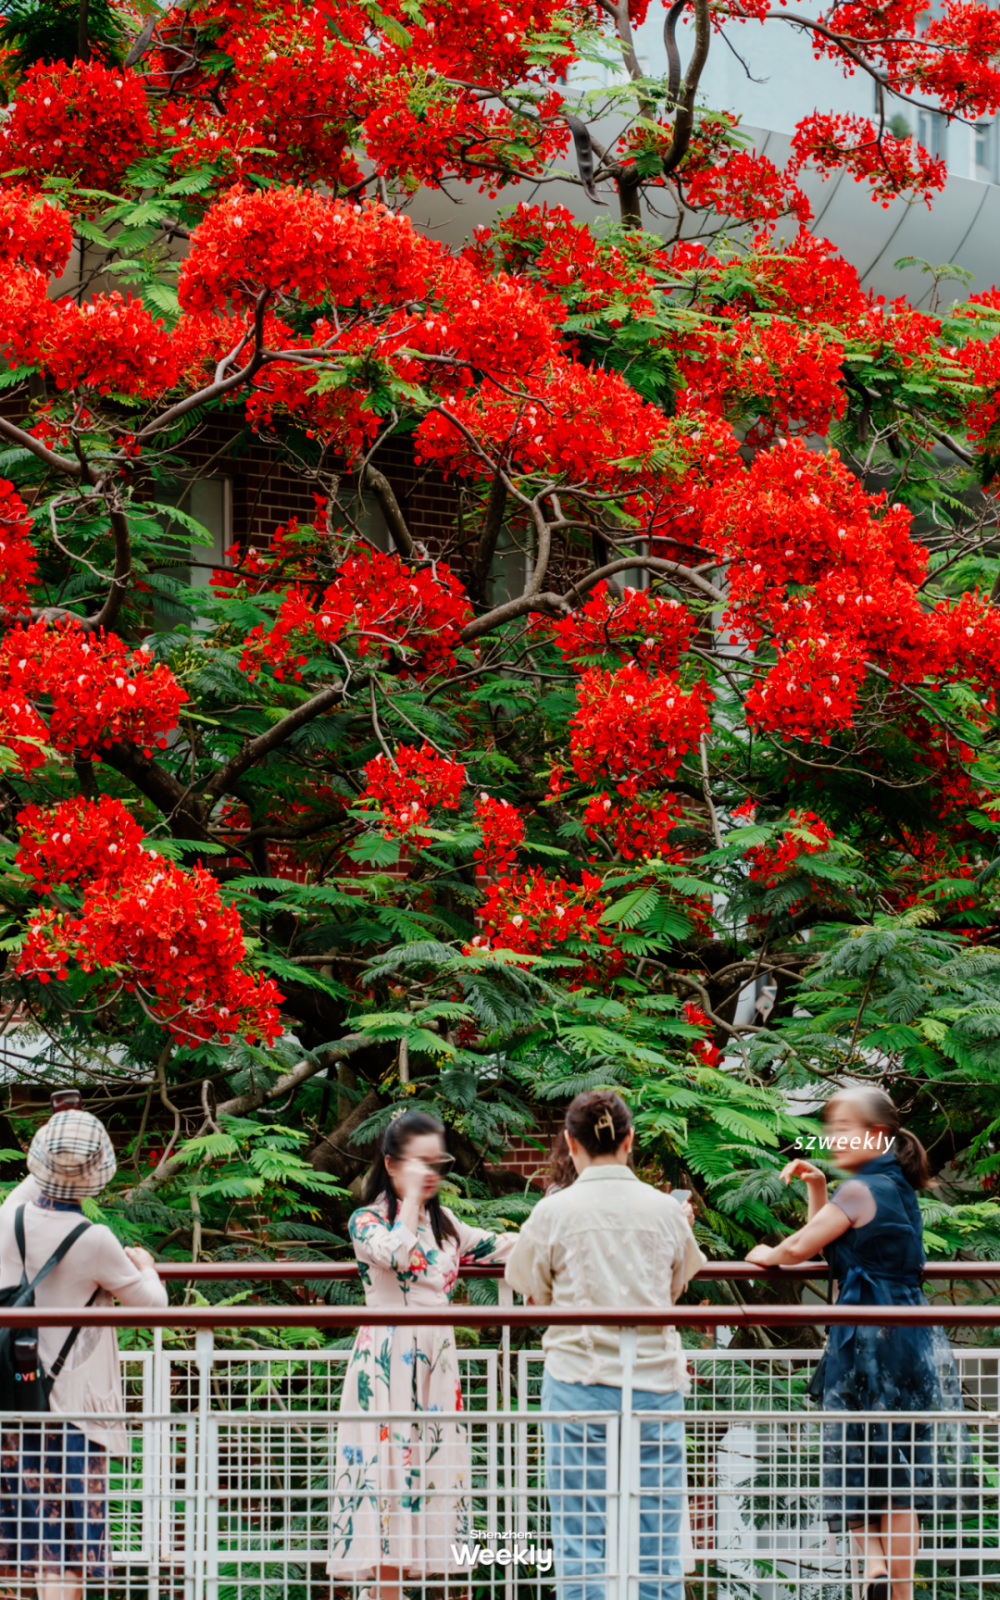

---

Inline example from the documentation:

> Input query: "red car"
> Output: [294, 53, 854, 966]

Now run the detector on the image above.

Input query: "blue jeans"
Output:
[541, 1371, 684, 1600]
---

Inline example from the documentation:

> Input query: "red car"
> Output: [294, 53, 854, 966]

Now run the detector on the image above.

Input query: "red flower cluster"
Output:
[474, 867, 608, 955]
[0, 620, 188, 766]
[0, 188, 73, 276]
[46, 295, 177, 397]
[745, 812, 835, 887]
[684, 150, 811, 225]
[0, 479, 37, 616]
[0, 61, 154, 197]
[473, 794, 525, 871]
[673, 317, 847, 440]
[16, 794, 146, 890]
[745, 636, 864, 743]
[362, 744, 466, 841]
[541, 584, 694, 673]
[18, 858, 283, 1046]
[683, 1002, 723, 1068]
[179, 186, 439, 313]
[582, 790, 684, 861]
[570, 663, 712, 787]
[789, 113, 946, 207]
[244, 548, 472, 681]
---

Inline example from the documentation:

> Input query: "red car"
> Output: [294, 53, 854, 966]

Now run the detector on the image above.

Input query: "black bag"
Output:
[0, 1204, 97, 1414]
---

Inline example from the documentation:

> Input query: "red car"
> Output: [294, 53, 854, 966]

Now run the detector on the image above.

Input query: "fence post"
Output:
[618, 1326, 637, 1600]
[194, 1327, 216, 1600]
[498, 1281, 515, 1600]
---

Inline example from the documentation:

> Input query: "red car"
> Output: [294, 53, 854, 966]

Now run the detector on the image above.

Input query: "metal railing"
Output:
[0, 1282, 996, 1600]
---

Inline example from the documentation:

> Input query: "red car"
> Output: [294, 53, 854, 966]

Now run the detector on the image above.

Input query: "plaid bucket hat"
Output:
[27, 1110, 117, 1199]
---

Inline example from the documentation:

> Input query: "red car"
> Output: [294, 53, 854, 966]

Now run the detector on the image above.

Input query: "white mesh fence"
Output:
[0, 1331, 993, 1598]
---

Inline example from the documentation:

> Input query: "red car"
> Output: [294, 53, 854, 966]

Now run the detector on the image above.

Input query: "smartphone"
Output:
[671, 1189, 691, 1205]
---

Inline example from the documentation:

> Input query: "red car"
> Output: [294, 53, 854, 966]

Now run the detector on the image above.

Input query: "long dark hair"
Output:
[826, 1086, 933, 1190]
[363, 1108, 459, 1247]
[547, 1130, 577, 1192]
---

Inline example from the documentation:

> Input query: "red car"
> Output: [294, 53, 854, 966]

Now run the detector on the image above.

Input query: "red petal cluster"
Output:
[179, 186, 439, 312]
[541, 584, 694, 673]
[473, 867, 609, 954]
[0, 188, 73, 276]
[243, 548, 472, 681]
[569, 662, 712, 787]
[582, 790, 684, 861]
[745, 811, 835, 887]
[789, 113, 946, 208]
[0, 479, 37, 616]
[45, 295, 178, 397]
[473, 794, 525, 871]
[16, 794, 146, 890]
[0, 621, 188, 763]
[361, 744, 466, 841]
[0, 61, 154, 197]
[683, 1002, 723, 1068]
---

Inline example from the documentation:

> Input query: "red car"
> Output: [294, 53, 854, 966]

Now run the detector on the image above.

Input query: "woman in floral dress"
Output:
[328, 1109, 517, 1596]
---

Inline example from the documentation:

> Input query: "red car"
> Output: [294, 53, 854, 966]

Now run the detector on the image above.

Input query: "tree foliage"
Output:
[1, 0, 1000, 1282]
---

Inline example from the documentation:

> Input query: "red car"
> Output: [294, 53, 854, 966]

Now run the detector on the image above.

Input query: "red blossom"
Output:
[1, 61, 154, 197]
[473, 794, 525, 871]
[362, 745, 466, 841]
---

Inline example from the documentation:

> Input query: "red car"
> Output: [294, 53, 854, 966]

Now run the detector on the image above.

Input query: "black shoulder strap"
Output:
[15, 1205, 92, 1295]
[48, 1285, 101, 1382]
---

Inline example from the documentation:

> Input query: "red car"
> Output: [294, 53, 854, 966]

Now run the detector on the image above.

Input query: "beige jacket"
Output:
[504, 1165, 706, 1392]
[0, 1175, 167, 1452]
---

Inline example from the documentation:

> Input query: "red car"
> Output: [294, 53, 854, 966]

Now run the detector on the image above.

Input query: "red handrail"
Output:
[7, 1303, 1000, 1328]
[151, 1259, 1000, 1280]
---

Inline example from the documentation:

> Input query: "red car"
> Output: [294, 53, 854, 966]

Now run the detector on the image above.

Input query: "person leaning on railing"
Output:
[504, 1090, 705, 1600]
[326, 1106, 518, 1600]
[745, 1086, 967, 1600]
[0, 1109, 167, 1600]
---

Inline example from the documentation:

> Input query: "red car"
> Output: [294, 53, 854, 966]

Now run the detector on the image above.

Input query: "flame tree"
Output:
[0, 0, 1000, 1266]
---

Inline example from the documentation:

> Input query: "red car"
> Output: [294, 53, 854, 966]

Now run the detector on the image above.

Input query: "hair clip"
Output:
[593, 1109, 616, 1139]
[389, 1105, 410, 1123]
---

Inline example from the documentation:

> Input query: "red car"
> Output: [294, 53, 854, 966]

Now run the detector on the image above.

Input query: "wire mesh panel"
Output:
[0, 1332, 995, 1597]
[207, 1407, 581, 1600]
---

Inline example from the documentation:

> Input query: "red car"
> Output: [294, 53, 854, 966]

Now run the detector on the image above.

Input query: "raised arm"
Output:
[350, 1206, 421, 1271]
[745, 1201, 851, 1268]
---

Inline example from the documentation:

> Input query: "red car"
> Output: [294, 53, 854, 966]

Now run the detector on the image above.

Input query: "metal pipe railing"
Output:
[8, 1302, 1000, 1327]
[151, 1257, 1000, 1279]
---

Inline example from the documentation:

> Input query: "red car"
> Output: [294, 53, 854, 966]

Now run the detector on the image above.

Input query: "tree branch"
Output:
[201, 681, 346, 803]
[362, 465, 415, 559]
[460, 555, 724, 642]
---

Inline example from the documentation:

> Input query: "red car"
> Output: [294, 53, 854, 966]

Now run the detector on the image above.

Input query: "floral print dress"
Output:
[327, 1195, 517, 1579]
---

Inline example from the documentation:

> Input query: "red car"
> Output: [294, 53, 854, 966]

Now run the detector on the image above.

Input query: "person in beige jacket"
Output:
[505, 1090, 705, 1600]
[0, 1109, 166, 1600]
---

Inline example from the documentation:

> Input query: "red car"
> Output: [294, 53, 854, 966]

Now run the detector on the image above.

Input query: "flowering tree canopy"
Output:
[2, 0, 1000, 1269]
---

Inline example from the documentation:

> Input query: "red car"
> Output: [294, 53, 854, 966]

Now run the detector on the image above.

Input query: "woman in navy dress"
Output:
[745, 1088, 964, 1600]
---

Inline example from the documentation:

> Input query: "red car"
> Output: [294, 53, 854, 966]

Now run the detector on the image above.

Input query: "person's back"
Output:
[0, 1196, 164, 1451]
[509, 1164, 702, 1390]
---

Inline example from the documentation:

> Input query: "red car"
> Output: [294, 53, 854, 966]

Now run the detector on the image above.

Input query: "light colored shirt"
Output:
[504, 1166, 706, 1392]
[0, 1175, 167, 1452]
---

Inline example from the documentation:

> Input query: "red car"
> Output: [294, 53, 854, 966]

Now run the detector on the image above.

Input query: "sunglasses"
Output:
[420, 1157, 455, 1174]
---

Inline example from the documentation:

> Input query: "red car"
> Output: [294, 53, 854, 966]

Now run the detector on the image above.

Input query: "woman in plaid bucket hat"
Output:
[0, 1109, 167, 1599]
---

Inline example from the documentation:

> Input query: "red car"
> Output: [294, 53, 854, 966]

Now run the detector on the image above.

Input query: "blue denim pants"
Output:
[541, 1370, 684, 1600]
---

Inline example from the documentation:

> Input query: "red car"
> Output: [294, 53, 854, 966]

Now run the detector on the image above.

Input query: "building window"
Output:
[975, 120, 998, 184]
[917, 109, 948, 162]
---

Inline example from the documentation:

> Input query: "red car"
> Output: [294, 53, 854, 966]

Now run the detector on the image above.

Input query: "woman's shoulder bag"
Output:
[0, 1203, 99, 1413]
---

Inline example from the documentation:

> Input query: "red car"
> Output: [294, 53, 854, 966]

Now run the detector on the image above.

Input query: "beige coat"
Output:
[0, 1175, 167, 1452]
[504, 1165, 706, 1391]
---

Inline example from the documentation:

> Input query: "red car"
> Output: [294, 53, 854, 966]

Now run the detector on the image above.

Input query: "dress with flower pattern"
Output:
[327, 1195, 517, 1578]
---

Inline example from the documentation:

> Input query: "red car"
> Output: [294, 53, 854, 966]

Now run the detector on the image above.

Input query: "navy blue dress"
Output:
[814, 1151, 964, 1532]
